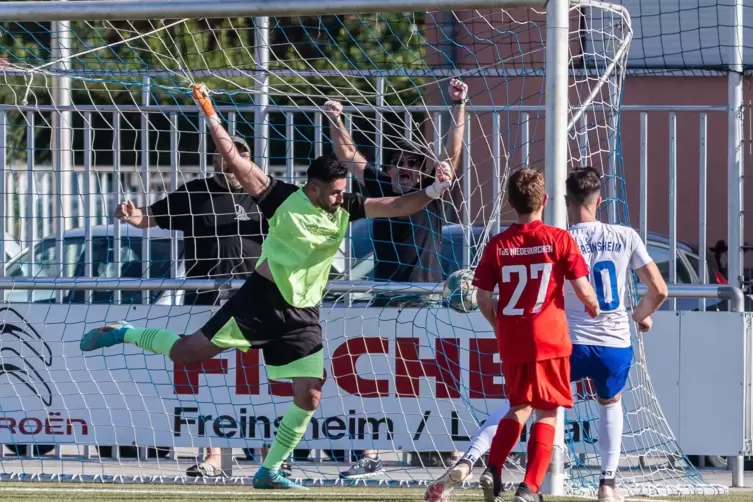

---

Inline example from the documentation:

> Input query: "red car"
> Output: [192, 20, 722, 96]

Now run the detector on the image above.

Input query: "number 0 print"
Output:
[593, 260, 619, 311]
[501, 263, 553, 316]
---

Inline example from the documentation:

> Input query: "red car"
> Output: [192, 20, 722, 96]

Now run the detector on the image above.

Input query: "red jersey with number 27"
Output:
[472, 221, 590, 364]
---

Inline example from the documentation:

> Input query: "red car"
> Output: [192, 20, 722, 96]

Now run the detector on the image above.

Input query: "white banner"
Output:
[0, 304, 746, 455]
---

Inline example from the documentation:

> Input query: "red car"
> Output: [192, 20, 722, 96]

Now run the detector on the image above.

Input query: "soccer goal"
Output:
[0, 0, 725, 496]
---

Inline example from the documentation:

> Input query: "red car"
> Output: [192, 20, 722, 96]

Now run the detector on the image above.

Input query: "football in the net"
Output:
[442, 268, 478, 313]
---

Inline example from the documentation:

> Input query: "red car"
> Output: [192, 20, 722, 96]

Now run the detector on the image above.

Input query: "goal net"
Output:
[0, 0, 725, 495]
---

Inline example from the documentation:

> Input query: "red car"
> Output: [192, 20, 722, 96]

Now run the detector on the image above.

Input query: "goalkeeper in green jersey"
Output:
[79, 83, 454, 490]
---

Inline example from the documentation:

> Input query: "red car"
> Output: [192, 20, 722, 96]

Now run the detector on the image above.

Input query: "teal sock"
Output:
[123, 328, 180, 357]
[262, 404, 314, 471]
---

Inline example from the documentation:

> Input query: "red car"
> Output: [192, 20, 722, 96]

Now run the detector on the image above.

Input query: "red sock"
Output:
[488, 418, 524, 473]
[523, 422, 556, 493]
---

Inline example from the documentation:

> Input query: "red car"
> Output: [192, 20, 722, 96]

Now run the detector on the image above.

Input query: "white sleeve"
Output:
[629, 229, 653, 270]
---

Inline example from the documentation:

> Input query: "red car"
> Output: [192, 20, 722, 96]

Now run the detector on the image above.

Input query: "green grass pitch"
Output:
[0, 484, 750, 502]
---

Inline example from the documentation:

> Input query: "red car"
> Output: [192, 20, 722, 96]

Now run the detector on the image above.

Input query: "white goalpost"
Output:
[0, 0, 731, 496]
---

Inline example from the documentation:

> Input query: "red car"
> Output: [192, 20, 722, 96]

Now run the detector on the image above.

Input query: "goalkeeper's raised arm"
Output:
[192, 84, 270, 197]
[324, 78, 468, 180]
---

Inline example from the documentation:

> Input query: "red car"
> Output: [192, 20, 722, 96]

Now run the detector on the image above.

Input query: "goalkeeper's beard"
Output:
[318, 199, 339, 213]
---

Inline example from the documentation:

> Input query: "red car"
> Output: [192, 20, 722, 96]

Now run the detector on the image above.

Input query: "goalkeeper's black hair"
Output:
[307, 154, 349, 183]
[386, 138, 433, 172]
[566, 166, 602, 205]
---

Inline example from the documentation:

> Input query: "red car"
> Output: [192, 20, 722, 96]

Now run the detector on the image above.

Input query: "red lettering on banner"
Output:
[45, 412, 66, 435]
[395, 338, 461, 398]
[174, 358, 228, 395]
[269, 379, 293, 396]
[469, 338, 505, 399]
[236, 349, 261, 395]
[0, 414, 88, 436]
[332, 337, 389, 397]
[18, 417, 42, 435]
[0, 417, 16, 433]
[171, 335, 512, 400]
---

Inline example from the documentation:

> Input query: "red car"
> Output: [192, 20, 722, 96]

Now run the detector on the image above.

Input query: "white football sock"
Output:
[599, 400, 623, 482]
[461, 403, 509, 467]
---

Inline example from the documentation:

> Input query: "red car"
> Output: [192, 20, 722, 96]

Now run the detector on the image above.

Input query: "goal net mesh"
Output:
[0, 0, 725, 495]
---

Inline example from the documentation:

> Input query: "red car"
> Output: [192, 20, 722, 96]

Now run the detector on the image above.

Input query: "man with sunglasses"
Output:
[324, 78, 468, 479]
[115, 135, 267, 477]
[326, 79, 467, 287]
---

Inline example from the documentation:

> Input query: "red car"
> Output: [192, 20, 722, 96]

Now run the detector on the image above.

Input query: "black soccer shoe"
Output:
[514, 482, 544, 502]
[479, 466, 504, 502]
[339, 456, 384, 479]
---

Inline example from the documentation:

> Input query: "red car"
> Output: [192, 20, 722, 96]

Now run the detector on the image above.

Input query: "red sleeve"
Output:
[472, 242, 499, 292]
[562, 232, 590, 280]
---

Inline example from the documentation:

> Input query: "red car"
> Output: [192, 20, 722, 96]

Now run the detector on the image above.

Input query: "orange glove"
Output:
[192, 83, 217, 118]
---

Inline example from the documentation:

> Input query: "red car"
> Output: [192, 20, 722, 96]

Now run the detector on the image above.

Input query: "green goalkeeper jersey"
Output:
[256, 178, 367, 308]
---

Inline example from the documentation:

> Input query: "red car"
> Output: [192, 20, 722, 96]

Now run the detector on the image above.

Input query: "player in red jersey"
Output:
[472, 168, 599, 502]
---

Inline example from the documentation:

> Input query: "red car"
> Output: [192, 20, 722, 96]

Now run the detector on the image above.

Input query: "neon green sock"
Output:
[123, 328, 180, 357]
[262, 404, 314, 471]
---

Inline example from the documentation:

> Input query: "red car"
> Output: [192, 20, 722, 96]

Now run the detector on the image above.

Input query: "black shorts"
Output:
[200, 272, 322, 366]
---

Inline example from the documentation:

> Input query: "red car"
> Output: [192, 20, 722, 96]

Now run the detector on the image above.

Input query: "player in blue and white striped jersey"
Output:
[425, 168, 668, 502]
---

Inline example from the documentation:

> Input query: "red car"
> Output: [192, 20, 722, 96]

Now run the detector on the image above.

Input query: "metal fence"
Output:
[0, 102, 737, 311]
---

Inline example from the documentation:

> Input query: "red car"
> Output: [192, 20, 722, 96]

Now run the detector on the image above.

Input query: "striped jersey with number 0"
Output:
[564, 221, 653, 348]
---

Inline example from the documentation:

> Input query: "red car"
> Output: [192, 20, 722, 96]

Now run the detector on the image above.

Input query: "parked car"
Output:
[4, 225, 186, 305]
[639, 233, 728, 311]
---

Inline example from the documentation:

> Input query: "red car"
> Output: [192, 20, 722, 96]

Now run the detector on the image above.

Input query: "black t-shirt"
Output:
[256, 177, 366, 221]
[150, 177, 267, 304]
[360, 165, 443, 283]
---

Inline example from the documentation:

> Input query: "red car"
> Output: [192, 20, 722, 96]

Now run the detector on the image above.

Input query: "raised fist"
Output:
[448, 78, 468, 102]
[426, 161, 453, 199]
[435, 161, 453, 185]
[323, 100, 343, 122]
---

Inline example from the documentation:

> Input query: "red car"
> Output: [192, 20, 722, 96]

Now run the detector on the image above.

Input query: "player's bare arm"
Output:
[569, 275, 600, 318]
[363, 162, 452, 218]
[115, 200, 155, 229]
[326, 78, 467, 181]
[324, 100, 370, 182]
[192, 84, 270, 197]
[633, 261, 668, 331]
[444, 78, 468, 172]
[476, 288, 497, 328]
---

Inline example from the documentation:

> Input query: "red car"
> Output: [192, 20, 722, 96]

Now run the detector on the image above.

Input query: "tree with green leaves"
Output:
[1, 13, 429, 164]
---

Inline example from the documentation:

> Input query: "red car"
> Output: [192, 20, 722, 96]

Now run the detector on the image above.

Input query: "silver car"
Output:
[4, 224, 185, 305]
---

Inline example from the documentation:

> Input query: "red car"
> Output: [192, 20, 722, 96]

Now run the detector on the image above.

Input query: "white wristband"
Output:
[425, 182, 444, 200]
